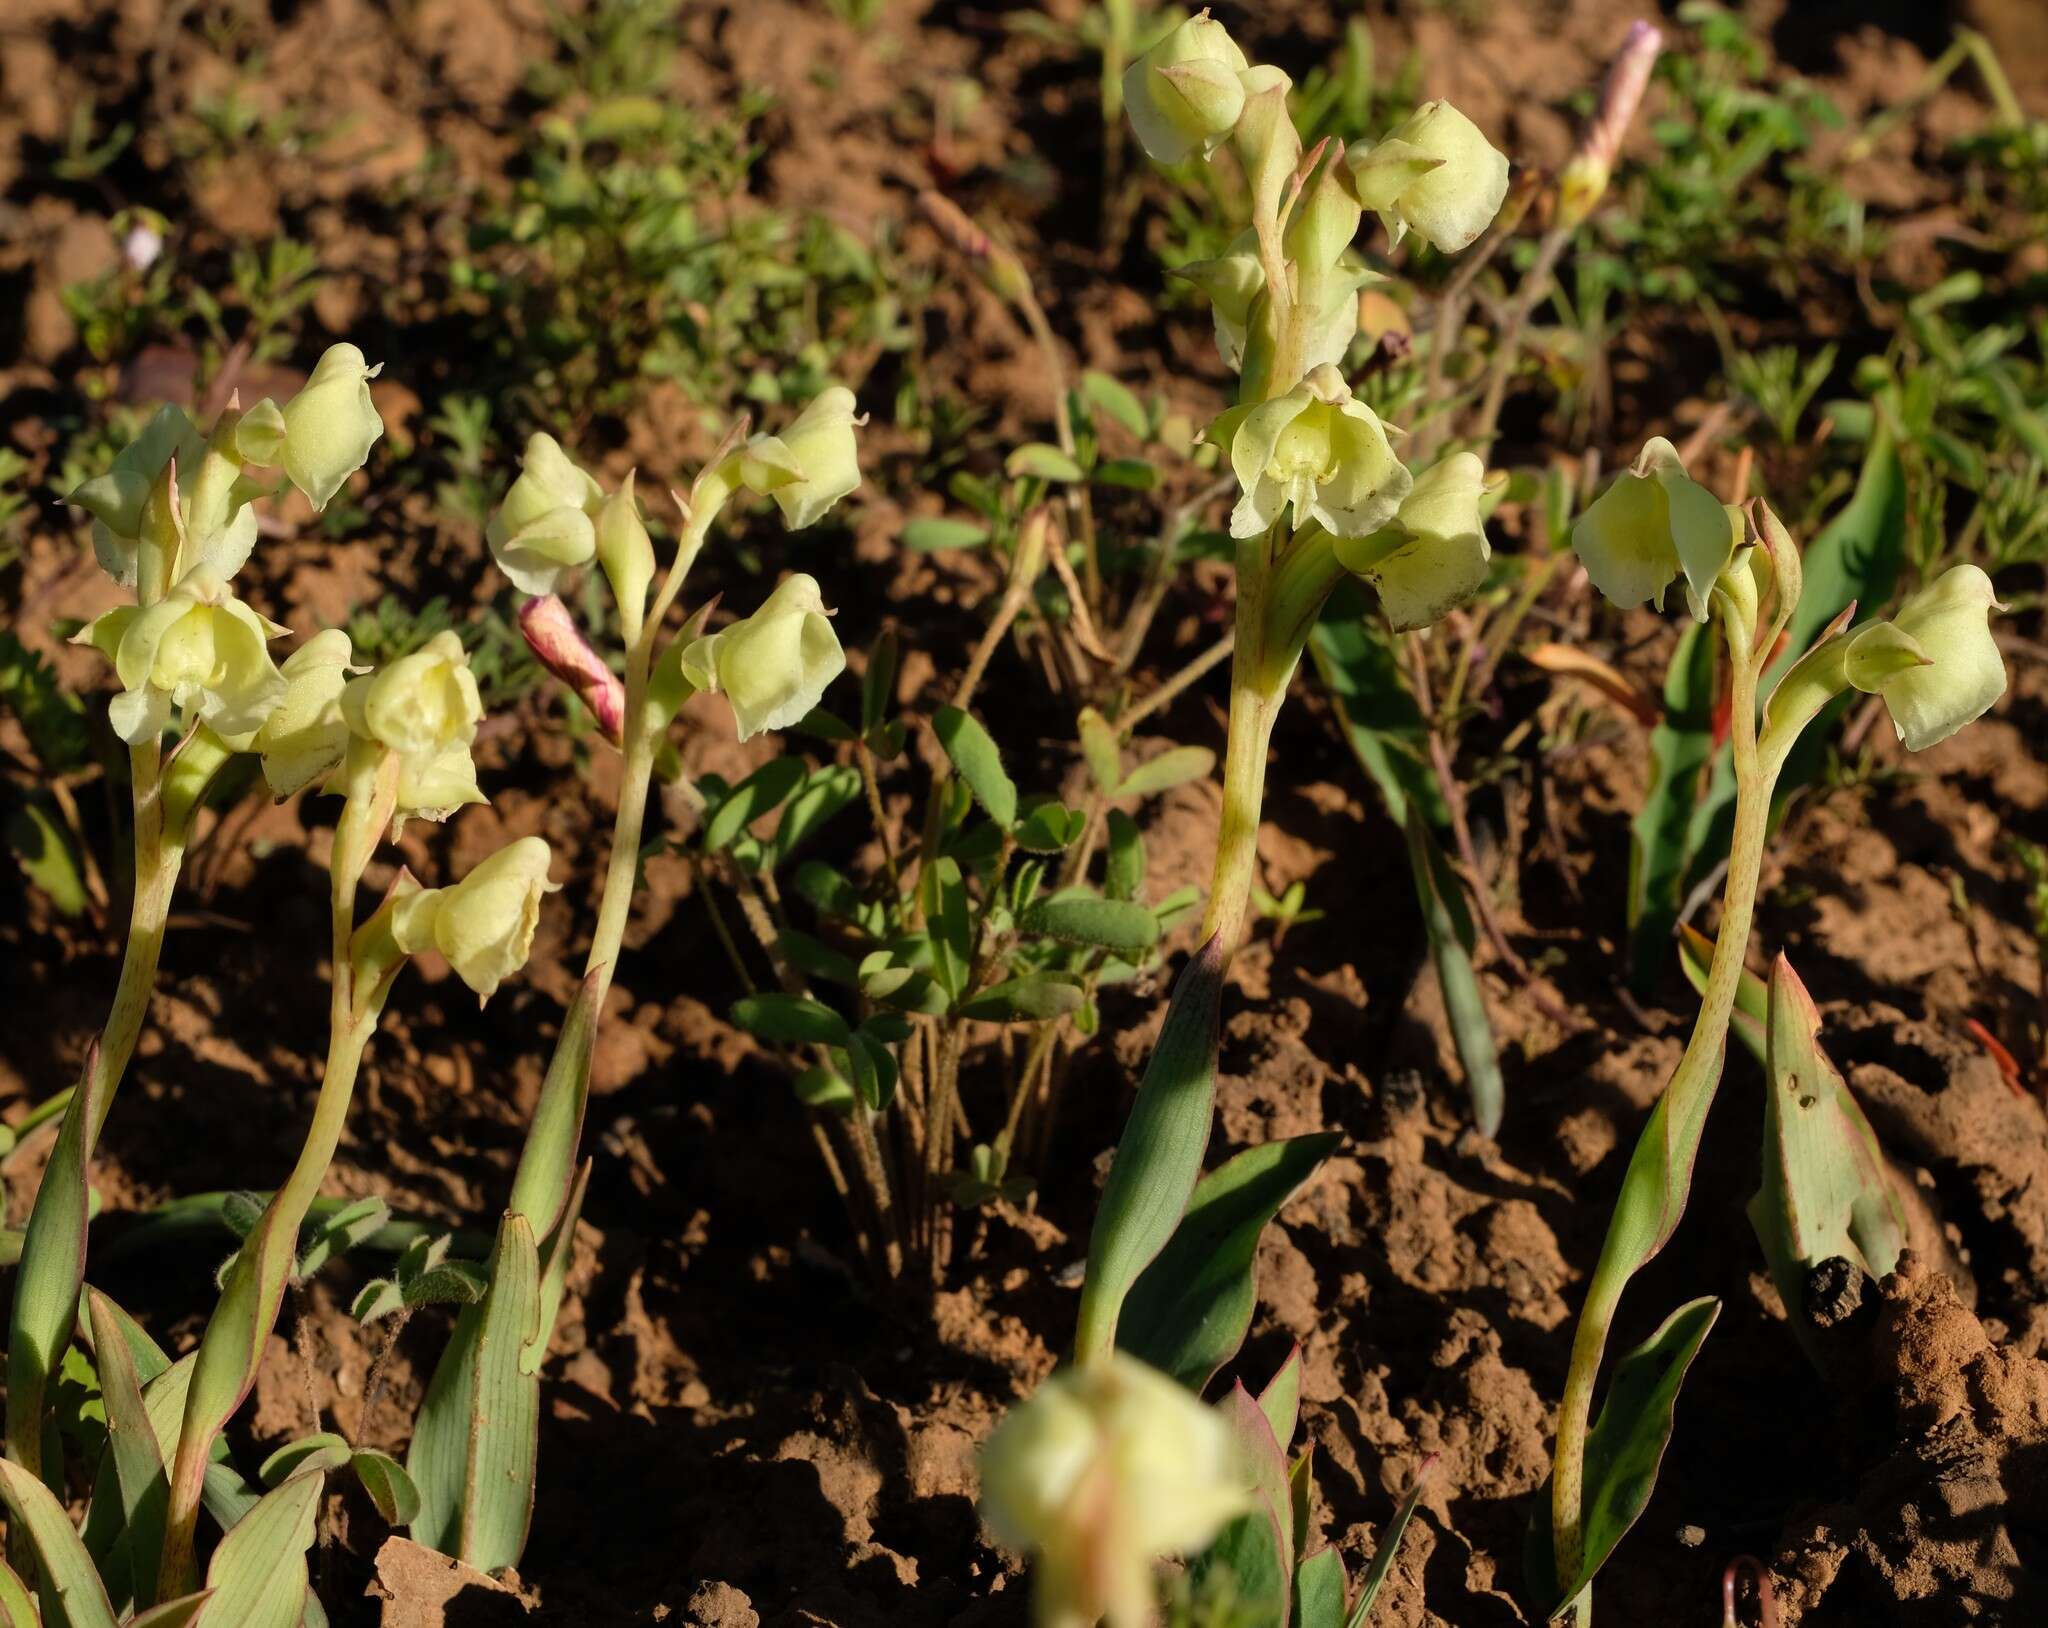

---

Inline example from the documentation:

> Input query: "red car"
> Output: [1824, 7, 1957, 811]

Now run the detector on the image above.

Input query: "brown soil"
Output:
[4, 2, 2047, 1626]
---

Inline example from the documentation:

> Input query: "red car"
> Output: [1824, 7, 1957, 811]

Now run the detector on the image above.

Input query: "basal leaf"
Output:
[352, 1449, 423, 1528]
[1120, 1136, 1339, 1390]
[0, 1455, 119, 1628]
[1074, 939, 1226, 1363]
[1294, 1546, 1348, 1628]
[1403, 809, 1502, 1137]
[202, 1469, 322, 1628]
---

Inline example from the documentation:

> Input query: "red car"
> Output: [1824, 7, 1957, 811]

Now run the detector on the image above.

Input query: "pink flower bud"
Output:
[518, 594, 624, 743]
[1557, 21, 1662, 230]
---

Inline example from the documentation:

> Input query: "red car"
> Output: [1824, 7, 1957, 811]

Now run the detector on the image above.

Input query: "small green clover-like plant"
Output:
[352, 1231, 490, 1326]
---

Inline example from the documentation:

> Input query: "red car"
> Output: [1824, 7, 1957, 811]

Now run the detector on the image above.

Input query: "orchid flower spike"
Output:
[1122, 12, 1253, 167]
[979, 1352, 1251, 1628]
[487, 432, 605, 596]
[1571, 436, 1741, 622]
[1214, 364, 1412, 541]
[393, 836, 558, 1005]
[1335, 451, 1494, 631]
[1845, 564, 2008, 751]
[1348, 99, 1510, 253]
[682, 574, 846, 742]
[340, 630, 488, 825]
[73, 567, 287, 745]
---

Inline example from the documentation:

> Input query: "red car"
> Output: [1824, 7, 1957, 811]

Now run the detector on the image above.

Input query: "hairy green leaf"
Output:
[1018, 892, 1160, 954]
[957, 974, 1086, 1023]
[933, 707, 1017, 829]
[730, 994, 851, 1047]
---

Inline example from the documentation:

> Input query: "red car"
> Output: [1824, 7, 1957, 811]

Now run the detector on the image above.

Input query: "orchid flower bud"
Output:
[1348, 100, 1510, 254]
[1122, 13, 1252, 167]
[1335, 452, 1493, 631]
[596, 472, 657, 639]
[486, 432, 604, 596]
[68, 405, 200, 589]
[1845, 565, 2007, 751]
[979, 1353, 1250, 1628]
[519, 595, 626, 743]
[739, 387, 864, 531]
[1215, 364, 1411, 541]
[393, 836, 557, 1005]
[1178, 231, 1367, 382]
[278, 343, 385, 512]
[1570, 436, 1740, 622]
[340, 630, 487, 823]
[247, 628, 358, 796]
[1556, 21, 1662, 231]
[73, 568, 286, 746]
[681, 574, 846, 742]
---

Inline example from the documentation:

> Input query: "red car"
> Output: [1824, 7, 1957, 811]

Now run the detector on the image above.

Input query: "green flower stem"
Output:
[3, 740, 178, 1492]
[158, 753, 399, 1597]
[1550, 582, 1768, 1616]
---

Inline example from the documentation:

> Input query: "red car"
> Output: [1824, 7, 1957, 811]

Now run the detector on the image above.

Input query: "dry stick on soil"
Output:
[1401, 629, 1577, 1031]
[1119, 631, 1236, 732]
[1108, 475, 1235, 691]
[917, 191, 1104, 610]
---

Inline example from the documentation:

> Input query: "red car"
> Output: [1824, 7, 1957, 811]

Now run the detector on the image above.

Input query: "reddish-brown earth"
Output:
[4, 2, 2047, 1624]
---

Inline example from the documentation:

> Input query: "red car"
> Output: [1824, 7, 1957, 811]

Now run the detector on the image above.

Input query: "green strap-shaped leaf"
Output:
[84, 1290, 168, 1611]
[933, 707, 1017, 828]
[351, 1450, 422, 1528]
[1751, 955, 1906, 1339]
[1402, 808, 1503, 1137]
[408, 1214, 541, 1573]
[123, 1592, 213, 1628]
[0, 1555, 40, 1628]
[506, 970, 601, 1239]
[6, 1042, 111, 1493]
[1529, 1296, 1720, 1614]
[1074, 938, 1226, 1364]
[1119, 1135, 1339, 1390]
[1626, 619, 1723, 992]
[525, 1159, 591, 1376]
[0, 1456, 120, 1628]
[201, 1470, 322, 1628]
[1294, 1545, 1348, 1628]
[1017, 892, 1160, 954]
[1346, 1455, 1434, 1628]
[1193, 1384, 1294, 1627]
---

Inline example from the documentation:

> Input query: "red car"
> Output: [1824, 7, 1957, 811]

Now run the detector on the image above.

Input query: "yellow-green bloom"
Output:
[393, 836, 557, 1004]
[270, 343, 385, 512]
[245, 628, 357, 797]
[1847, 565, 2007, 751]
[67, 406, 202, 589]
[1570, 437, 1740, 622]
[1335, 451, 1492, 631]
[979, 1353, 1250, 1628]
[74, 568, 286, 745]
[1177, 230, 1366, 378]
[1122, 14, 1252, 167]
[486, 433, 605, 596]
[341, 630, 486, 822]
[739, 387, 865, 531]
[1218, 364, 1410, 540]
[682, 574, 846, 741]
[1348, 100, 1510, 253]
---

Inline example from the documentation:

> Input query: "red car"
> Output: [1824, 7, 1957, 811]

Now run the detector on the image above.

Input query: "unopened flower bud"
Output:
[1570, 436, 1740, 622]
[486, 433, 604, 595]
[1215, 364, 1411, 540]
[682, 573, 846, 741]
[596, 472, 657, 638]
[916, 190, 1035, 307]
[979, 1353, 1250, 1628]
[249, 627, 357, 795]
[1348, 100, 1510, 253]
[739, 387, 864, 531]
[73, 568, 286, 745]
[1123, 13, 1251, 166]
[1556, 22, 1662, 232]
[519, 595, 625, 743]
[279, 343, 385, 511]
[1848, 564, 2006, 751]
[1335, 452, 1493, 631]
[393, 836, 557, 1004]
[341, 630, 486, 823]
